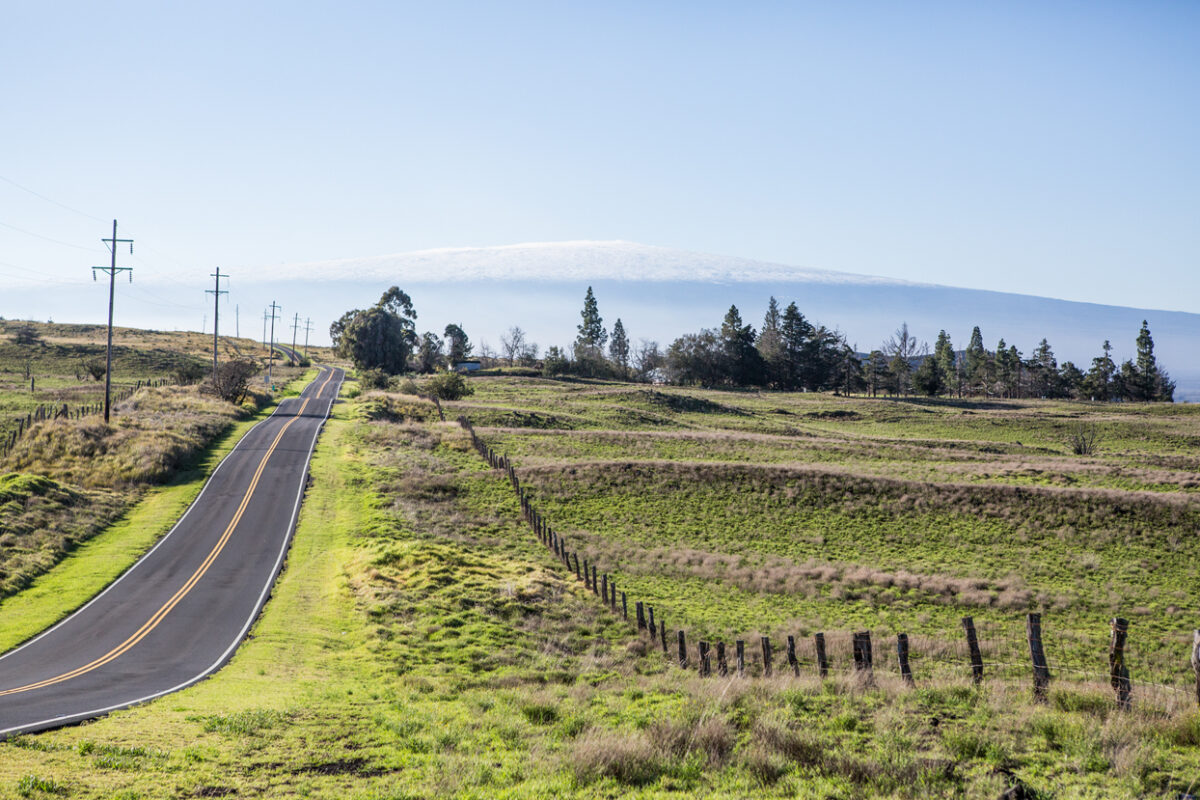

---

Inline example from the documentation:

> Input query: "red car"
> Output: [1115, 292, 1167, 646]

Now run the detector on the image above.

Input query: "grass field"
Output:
[1, 372, 1198, 797]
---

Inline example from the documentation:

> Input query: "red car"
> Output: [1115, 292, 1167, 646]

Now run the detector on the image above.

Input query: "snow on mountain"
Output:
[267, 241, 926, 287]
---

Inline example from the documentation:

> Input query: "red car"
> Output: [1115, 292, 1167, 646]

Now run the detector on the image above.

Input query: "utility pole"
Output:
[290, 313, 300, 359]
[267, 302, 281, 388]
[303, 317, 314, 358]
[92, 219, 133, 424]
[205, 268, 229, 378]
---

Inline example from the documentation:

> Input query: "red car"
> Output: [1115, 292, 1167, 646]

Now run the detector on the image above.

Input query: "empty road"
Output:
[0, 366, 343, 737]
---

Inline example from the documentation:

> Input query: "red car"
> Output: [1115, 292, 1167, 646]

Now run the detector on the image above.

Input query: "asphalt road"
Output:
[0, 366, 344, 738]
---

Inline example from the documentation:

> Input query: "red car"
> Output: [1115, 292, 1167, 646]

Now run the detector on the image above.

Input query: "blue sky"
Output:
[2, 1, 1198, 327]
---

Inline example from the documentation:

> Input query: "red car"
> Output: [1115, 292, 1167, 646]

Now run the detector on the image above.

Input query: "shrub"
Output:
[1067, 422, 1099, 455]
[201, 358, 259, 404]
[359, 368, 391, 390]
[425, 371, 473, 401]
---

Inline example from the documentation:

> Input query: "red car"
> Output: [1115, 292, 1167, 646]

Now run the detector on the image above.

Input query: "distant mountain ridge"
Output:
[266, 240, 925, 287]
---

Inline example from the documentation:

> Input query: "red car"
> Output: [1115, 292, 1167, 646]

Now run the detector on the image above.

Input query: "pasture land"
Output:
[1, 373, 1198, 797]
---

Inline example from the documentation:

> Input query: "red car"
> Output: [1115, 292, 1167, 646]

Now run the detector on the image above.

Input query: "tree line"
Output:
[330, 286, 1175, 402]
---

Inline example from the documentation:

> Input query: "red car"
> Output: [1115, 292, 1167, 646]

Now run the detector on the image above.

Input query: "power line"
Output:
[0, 173, 108, 224]
[0, 219, 96, 252]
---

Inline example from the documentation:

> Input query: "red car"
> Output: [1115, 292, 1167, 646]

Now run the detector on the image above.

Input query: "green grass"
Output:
[2, 375, 1198, 797]
[0, 370, 318, 653]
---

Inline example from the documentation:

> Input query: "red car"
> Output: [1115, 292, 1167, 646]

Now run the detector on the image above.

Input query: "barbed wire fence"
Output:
[456, 415, 1200, 716]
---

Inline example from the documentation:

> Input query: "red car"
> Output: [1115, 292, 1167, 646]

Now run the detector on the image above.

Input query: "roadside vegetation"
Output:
[2, 371, 1197, 797]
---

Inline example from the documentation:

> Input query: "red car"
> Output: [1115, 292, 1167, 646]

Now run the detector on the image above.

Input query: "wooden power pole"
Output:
[92, 219, 133, 424]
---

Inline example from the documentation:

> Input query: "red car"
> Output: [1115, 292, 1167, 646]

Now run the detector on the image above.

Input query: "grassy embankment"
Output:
[4, 374, 1198, 797]
[0, 352, 314, 634]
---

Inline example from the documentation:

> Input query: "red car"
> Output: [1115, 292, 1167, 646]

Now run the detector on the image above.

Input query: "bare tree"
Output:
[500, 326, 527, 367]
[882, 322, 928, 397]
[633, 339, 663, 382]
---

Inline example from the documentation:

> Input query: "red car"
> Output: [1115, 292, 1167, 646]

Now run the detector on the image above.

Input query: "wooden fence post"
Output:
[717, 642, 728, 677]
[573, 553, 580, 580]
[736, 640, 745, 677]
[1027, 613, 1050, 702]
[610, 579, 617, 611]
[591, 566, 599, 595]
[852, 631, 873, 672]
[583, 558, 590, 589]
[636, 601, 646, 631]
[1109, 618, 1131, 710]
[699, 641, 711, 677]
[660, 618, 668, 653]
[761, 636, 773, 677]
[897, 633, 914, 686]
[814, 632, 828, 678]
[786, 635, 799, 676]
[962, 616, 984, 685]
[1191, 630, 1200, 708]
[601, 574, 608, 605]
[678, 630, 688, 668]
[621, 591, 627, 620]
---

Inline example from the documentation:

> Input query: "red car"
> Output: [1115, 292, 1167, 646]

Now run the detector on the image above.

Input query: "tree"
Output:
[912, 356, 945, 397]
[415, 331, 443, 373]
[1058, 361, 1084, 399]
[964, 326, 987, 394]
[500, 326, 527, 366]
[425, 371, 474, 400]
[203, 358, 259, 405]
[757, 297, 786, 387]
[865, 350, 889, 397]
[575, 286, 607, 351]
[633, 339, 664, 383]
[994, 339, 1017, 398]
[609, 318, 630, 377]
[882, 322, 926, 396]
[10, 323, 42, 346]
[331, 287, 418, 374]
[1082, 340, 1115, 401]
[933, 330, 955, 388]
[443, 323, 472, 365]
[1127, 321, 1174, 401]
[1029, 339, 1060, 398]
[542, 346, 571, 377]
[836, 343, 864, 396]
[779, 302, 812, 390]
[719, 305, 765, 386]
[666, 330, 722, 385]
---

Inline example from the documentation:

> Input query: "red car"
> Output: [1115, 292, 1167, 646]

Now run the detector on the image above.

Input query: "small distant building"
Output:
[454, 360, 482, 373]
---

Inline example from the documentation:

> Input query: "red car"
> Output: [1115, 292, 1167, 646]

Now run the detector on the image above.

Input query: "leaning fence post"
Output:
[717, 642, 728, 677]
[1191, 630, 1200, 708]
[699, 641, 711, 677]
[962, 616, 984, 685]
[761, 636, 773, 677]
[814, 632, 828, 678]
[736, 640, 745, 677]
[678, 631, 688, 668]
[897, 633, 914, 686]
[786, 635, 799, 676]
[1027, 613, 1050, 702]
[1109, 617, 1131, 710]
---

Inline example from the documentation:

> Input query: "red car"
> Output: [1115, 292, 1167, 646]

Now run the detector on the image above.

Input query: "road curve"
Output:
[0, 366, 344, 738]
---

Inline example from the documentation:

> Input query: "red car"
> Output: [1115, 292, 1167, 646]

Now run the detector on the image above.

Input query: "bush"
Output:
[359, 368, 391, 390]
[425, 371, 473, 401]
[201, 359, 260, 404]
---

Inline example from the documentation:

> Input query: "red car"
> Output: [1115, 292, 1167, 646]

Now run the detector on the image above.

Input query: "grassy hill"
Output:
[2, 372, 1197, 798]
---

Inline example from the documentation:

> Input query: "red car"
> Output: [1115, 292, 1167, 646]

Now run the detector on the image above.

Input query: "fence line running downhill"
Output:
[0, 378, 175, 459]
[455, 415, 1200, 716]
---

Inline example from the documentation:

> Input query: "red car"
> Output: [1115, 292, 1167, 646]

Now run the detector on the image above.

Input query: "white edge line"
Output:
[0, 368, 340, 738]
[0, 381, 304, 666]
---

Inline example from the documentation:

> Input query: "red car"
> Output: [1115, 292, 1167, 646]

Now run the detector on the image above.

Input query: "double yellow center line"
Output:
[0, 369, 336, 698]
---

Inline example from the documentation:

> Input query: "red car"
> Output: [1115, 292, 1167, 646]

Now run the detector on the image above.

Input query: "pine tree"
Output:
[1082, 340, 1116, 401]
[609, 318, 630, 378]
[779, 302, 811, 390]
[575, 286, 607, 350]
[933, 330, 955, 387]
[912, 355, 945, 397]
[719, 305, 764, 386]
[964, 326, 986, 394]
[757, 297, 786, 386]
